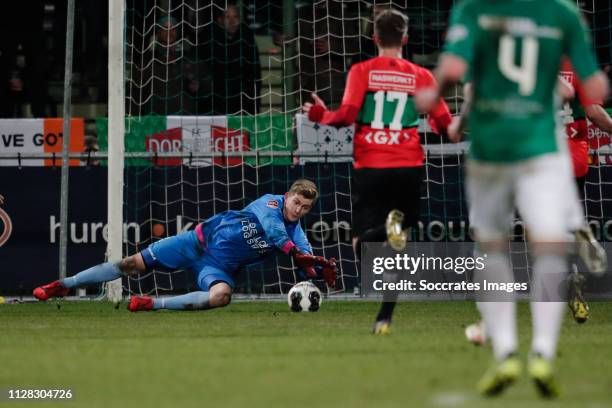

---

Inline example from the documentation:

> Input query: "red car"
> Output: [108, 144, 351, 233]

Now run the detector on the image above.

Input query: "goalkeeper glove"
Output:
[291, 249, 337, 288]
[320, 257, 337, 288]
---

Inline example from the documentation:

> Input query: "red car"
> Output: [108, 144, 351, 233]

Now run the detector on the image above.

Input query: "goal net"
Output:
[108, 0, 612, 297]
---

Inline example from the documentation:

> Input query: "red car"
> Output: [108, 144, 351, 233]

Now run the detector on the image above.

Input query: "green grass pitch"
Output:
[1, 301, 611, 408]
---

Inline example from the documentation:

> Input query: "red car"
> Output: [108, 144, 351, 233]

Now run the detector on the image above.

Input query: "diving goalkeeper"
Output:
[33, 179, 337, 311]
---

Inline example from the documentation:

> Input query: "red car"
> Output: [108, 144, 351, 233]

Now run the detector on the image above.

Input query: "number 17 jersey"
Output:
[317, 56, 451, 169]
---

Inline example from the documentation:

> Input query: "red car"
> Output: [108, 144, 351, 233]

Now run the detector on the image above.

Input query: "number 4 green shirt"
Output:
[444, 0, 600, 162]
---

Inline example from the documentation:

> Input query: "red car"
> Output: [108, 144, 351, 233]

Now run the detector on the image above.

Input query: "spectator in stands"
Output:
[0, 43, 10, 116]
[132, 16, 204, 115]
[1, 4, 52, 119]
[81, 135, 100, 166]
[295, 1, 358, 109]
[0, 40, 32, 118]
[203, 3, 261, 115]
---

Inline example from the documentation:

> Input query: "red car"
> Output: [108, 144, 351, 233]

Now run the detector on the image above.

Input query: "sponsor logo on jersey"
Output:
[478, 16, 561, 39]
[0, 208, 13, 247]
[267, 200, 279, 209]
[363, 130, 411, 145]
[369, 70, 415, 92]
[240, 219, 271, 253]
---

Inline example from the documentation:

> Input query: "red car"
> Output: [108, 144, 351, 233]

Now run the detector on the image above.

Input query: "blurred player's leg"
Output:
[477, 354, 522, 397]
[351, 169, 400, 334]
[465, 318, 487, 347]
[575, 225, 607, 275]
[475, 253, 518, 360]
[569, 175, 605, 322]
[372, 221, 398, 334]
[528, 302, 563, 399]
[367, 168, 422, 334]
[372, 210, 408, 333]
[467, 160, 519, 395]
[386, 209, 407, 251]
[529, 258, 567, 357]
[465, 247, 489, 346]
[353, 224, 396, 334]
[474, 264, 520, 394]
[516, 153, 581, 398]
[574, 172, 607, 275]
[568, 264, 589, 323]
[528, 353, 561, 398]
[372, 319, 392, 335]
[528, 251, 568, 397]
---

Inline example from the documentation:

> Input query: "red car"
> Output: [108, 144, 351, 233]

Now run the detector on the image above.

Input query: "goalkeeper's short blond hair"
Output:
[288, 179, 319, 202]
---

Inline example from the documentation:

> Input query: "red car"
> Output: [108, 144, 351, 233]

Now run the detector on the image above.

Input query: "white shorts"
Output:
[466, 152, 583, 241]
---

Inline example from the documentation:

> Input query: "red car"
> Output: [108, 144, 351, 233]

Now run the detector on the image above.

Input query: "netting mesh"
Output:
[118, 0, 612, 296]
[125, 0, 460, 116]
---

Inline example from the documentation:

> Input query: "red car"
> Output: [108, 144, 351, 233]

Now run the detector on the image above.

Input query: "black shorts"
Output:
[351, 166, 424, 238]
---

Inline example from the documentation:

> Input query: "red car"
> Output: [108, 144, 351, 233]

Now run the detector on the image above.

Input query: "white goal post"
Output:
[106, 0, 126, 302]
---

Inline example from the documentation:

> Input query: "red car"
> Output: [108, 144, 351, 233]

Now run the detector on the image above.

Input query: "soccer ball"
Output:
[288, 281, 322, 312]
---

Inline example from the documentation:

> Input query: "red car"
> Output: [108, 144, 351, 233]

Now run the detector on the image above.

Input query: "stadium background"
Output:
[2, 5, 612, 408]
[1, 0, 612, 296]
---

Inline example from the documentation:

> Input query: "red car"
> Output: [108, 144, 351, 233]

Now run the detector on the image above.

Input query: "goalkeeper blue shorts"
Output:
[140, 230, 236, 290]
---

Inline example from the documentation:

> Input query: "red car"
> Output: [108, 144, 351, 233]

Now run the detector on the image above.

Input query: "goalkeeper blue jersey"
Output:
[195, 194, 312, 272]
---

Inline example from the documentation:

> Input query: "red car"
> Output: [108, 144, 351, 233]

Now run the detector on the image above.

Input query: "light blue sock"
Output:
[153, 291, 210, 310]
[61, 262, 123, 288]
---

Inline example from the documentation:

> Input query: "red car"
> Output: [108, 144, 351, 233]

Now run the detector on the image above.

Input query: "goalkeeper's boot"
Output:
[128, 296, 154, 312]
[528, 354, 561, 399]
[465, 320, 488, 347]
[568, 271, 590, 324]
[33, 280, 70, 301]
[386, 209, 407, 251]
[372, 319, 392, 335]
[575, 226, 607, 275]
[477, 354, 522, 397]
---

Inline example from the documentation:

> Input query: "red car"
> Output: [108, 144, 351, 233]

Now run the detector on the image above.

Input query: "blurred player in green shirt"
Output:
[431, 0, 609, 399]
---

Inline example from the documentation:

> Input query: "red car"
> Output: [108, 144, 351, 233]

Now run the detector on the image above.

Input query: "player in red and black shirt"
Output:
[303, 9, 451, 334]
[560, 60, 612, 194]
[559, 60, 612, 323]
